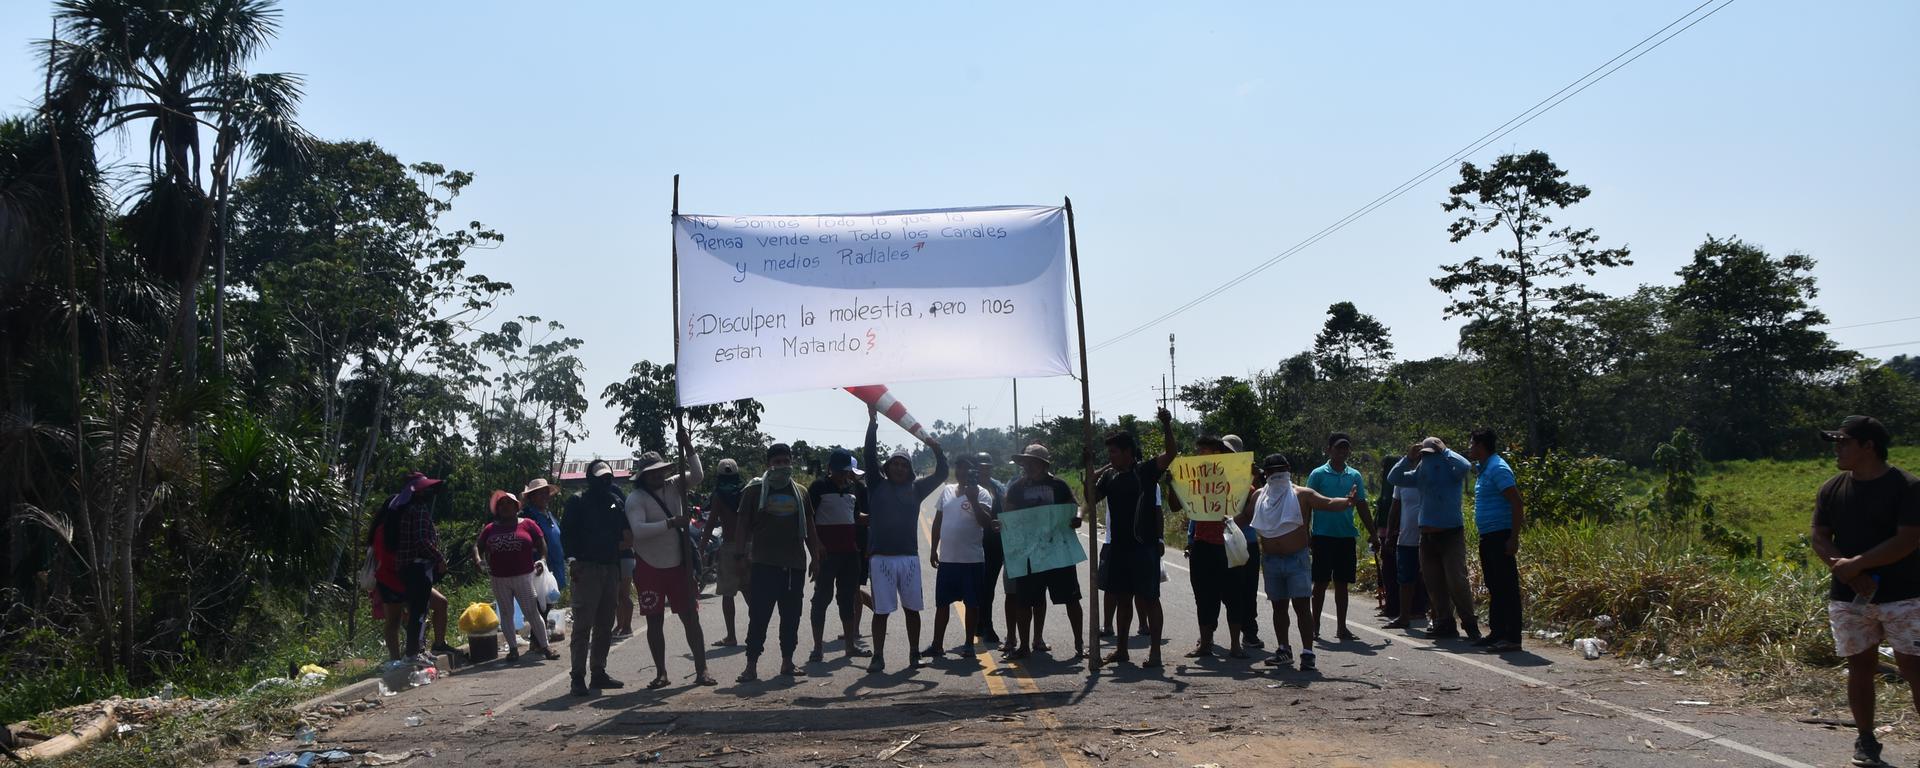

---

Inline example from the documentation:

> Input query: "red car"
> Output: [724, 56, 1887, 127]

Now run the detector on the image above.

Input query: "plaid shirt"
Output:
[392, 499, 441, 563]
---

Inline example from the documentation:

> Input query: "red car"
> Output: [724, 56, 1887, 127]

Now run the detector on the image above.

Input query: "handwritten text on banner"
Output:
[672, 206, 1072, 406]
[1169, 452, 1254, 522]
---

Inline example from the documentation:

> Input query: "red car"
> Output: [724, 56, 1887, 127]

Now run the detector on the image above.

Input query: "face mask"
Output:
[716, 477, 743, 494]
[765, 467, 792, 485]
[1267, 472, 1291, 489]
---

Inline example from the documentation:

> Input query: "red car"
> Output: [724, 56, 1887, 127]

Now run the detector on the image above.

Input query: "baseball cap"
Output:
[1823, 415, 1891, 447]
[1261, 453, 1291, 472]
[717, 458, 739, 476]
[766, 443, 792, 460]
[1328, 432, 1352, 448]
[1222, 434, 1244, 453]
[827, 448, 862, 475]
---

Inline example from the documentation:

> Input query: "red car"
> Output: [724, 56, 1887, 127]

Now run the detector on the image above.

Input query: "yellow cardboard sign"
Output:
[1168, 451, 1254, 522]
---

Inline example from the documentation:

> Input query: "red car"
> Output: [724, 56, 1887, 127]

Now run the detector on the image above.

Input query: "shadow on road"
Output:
[561, 690, 1084, 738]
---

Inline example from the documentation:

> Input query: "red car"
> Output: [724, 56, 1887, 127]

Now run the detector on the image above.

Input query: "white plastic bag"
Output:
[1223, 520, 1250, 568]
[356, 548, 378, 591]
[534, 564, 560, 609]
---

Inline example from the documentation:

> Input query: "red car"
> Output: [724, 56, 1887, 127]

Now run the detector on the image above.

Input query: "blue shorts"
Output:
[1261, 549, 1312, 600]
[935, 562, 986, 608]
[1395, 545, 1422, 585]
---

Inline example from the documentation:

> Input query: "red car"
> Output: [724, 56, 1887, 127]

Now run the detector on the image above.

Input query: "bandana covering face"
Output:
[764, 467, 793, 487]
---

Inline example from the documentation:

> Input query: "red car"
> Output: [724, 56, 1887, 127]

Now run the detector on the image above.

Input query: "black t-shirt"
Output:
[1814, 467, 1920, 602]
[1006, 476, 1077, 512]
[562, 484, 631, 564]
[1096, 462, 1163, 548]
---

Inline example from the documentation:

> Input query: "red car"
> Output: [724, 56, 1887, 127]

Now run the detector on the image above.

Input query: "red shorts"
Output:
[633, 559, 697, 617]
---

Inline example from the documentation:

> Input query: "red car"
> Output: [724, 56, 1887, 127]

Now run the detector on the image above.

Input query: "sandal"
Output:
[1101, 651, 1131, 665]
[647, 676, 671, 690]
[694, 671, 718, 686]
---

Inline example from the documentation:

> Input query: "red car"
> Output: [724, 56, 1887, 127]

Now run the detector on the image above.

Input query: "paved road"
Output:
[255, 495, 1868, 767]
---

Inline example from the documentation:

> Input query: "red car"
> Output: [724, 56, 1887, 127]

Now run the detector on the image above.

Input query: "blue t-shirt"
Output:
[1306, 463, 1368, 537]
[1474, 454, 1519, 533]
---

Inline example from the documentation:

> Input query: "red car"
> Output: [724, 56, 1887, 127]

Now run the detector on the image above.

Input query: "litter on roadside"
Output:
[1573, 638, 1609, 660]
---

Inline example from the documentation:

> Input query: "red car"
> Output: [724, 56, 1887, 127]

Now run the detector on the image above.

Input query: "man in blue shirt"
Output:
[1468, 428, 1525, 653]
[1388, 437, 1480, 641]
[1305, 433, 1375, 643]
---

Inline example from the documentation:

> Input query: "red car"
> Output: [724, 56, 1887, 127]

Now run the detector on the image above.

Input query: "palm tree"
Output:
[44, 0, 313, 670]
[48, 0, 313, 380]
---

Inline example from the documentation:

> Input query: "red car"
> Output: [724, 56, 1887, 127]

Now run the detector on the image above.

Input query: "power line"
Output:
[1827, 315, 1920, 331]
[1089, 0, 1736, 353]
[1853, 339, 1920, 352]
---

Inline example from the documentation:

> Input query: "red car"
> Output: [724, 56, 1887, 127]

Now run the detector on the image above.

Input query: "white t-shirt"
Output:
[1395, 485, 1424, 547]
[936, 484, 993, 563]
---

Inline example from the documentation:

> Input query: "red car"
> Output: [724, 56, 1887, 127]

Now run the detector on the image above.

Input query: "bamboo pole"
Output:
[1066, 198, 1100, 673]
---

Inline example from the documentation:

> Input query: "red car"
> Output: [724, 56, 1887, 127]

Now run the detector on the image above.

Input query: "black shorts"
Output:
[1096, 544, 1162, 599]
[1310, 535, 1358, 584]
[1015, 566, 1082, 605]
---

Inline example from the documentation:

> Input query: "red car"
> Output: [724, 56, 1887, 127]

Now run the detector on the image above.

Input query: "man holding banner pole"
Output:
[863, 403, 949, 674]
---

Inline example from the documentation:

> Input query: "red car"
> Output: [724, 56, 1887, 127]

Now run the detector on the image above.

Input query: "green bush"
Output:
[1510, 452, 1631, 524]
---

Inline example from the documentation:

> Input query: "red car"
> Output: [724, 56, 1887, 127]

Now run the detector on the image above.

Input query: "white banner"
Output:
[674, 205, 1072, 407]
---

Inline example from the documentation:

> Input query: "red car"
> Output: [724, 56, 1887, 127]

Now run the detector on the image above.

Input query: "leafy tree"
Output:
[1671, 237, 1850, 458]
[1177, 376, 1243, 421]
[1312, 301, 1393, 378]
[1435, 150, 1631, 455]
[601, 360, 766, 481]
[1884, 355, 1920, 382]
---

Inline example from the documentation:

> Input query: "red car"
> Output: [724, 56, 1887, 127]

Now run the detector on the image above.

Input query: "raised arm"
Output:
[1151, 407, 1177, 472]
[1439, 449, 1471, 478]
[672, 426, 705, 493]
[863, 409, 882, 488]
[914, 440, 949, 500]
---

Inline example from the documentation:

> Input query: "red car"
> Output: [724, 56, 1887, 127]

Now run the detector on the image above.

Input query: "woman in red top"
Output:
[473, 491, 558, 661]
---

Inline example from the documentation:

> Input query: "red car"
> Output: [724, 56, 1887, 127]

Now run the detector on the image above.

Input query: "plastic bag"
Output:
[535, 565, 560, 609]
[1223, 520, 1250, 568]
[356, 549, 378, 591]
[457, 602, 499, 635]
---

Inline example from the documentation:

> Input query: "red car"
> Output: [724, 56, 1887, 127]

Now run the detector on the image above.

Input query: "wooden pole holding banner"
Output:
[670, 175, 699, 595]
[1066, 197, 1100, 674]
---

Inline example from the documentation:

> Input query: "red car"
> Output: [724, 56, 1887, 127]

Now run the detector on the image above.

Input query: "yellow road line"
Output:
[921, 500, 1060, 767]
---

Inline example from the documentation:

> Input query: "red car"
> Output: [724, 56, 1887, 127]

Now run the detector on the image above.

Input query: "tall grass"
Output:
[1523, 519, 1833, 674]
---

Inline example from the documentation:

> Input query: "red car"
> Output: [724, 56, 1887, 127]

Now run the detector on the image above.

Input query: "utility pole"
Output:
[1152, 374, 1174, 412]
[1011, 379, 1020, 445]
[1169, 333, 1179, 422]
[961, 404, 978, 450]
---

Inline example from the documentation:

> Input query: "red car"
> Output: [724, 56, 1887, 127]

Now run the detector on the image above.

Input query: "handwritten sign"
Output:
[672, 206, 1072, 406]
[1168, 452, 1254, 522]
[999, 503, 1086, 578]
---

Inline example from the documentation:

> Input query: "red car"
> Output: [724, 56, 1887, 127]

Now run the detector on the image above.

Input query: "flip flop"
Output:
[694, 672, 718, 686]
[1101, 651, 1131, 665]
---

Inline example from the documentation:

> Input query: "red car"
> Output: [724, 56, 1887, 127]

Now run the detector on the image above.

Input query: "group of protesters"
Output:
[362, 402, 1547, 695]
[363, 403, 1920, 768]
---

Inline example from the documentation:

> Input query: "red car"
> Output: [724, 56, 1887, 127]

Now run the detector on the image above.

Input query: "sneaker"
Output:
[1298, 652, 1317, 673]
[1488, 641, 1523, 654]
[846, 642, 873, 658]
[1424, 626, 1461, 640]
[1852, 733, 1888, 767]
[1471, 635, 1498, 648]
[1264, 647, 1294, 668]
[979, 630, 1002, 645]
[589, 674, 625, 690]
[809, 649, 825, 664]
[1242, 636, 1265, 650]
[1463, 624, 1482, 641]
[570, 679, 590, 697]
[505, 648, 520, 662]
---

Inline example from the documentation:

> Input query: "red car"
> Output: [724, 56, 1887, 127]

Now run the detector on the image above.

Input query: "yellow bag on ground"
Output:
[458, 602, 499, 635]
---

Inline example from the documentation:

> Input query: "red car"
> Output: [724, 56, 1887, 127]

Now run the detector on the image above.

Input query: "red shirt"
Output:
[480, 518, 544, 578]
[1192, 520, 1226, 545]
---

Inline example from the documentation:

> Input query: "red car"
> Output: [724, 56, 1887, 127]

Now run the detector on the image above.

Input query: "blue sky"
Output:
[2, 1, 1915, 458]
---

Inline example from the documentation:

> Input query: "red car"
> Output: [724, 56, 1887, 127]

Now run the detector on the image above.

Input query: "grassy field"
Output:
[1689, 446, 1920, 562]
